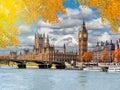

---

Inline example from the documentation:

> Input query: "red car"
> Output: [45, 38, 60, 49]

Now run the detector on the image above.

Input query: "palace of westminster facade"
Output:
[10, 21, 88, 62]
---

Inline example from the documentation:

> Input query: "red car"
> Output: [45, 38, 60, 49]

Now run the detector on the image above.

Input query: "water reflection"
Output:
[79, 72, 87, 90]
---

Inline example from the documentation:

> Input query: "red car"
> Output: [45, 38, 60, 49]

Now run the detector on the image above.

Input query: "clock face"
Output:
[83, 34, 87, 38]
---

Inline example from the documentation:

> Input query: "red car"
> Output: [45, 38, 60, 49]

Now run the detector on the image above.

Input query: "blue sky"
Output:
[0, 1, 120, 55]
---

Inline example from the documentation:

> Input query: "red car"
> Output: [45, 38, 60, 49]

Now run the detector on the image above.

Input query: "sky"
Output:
[0, 0, 120, 55]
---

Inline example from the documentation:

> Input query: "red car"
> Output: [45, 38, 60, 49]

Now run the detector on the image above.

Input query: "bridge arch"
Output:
[26, 62, 39, 68]
[8, 61, 18, 68]
[50, 62, 65, 69]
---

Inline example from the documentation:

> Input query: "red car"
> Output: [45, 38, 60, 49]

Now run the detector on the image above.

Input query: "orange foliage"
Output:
[100, 48, 108, 62]
[82, 52, 93, 62]
[22, 0, 66, 23]
[114, 49, 120, 63]
[78, 0, 120, 33]
[112, 51, 115, 62]
[0, 0, 66, 48]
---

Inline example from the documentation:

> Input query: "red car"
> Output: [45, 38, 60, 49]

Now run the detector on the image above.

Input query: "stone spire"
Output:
[43, 33, 45, 40]
[116, 40, 119, 49]
[105, 40, 109, 46]
[96, 42, 99, 47]
[82, 20, 87, 32]
[19, 51, 22, 55]
[63, 44, 66, 53]
[64, 43, 66, 49]
[110, 40, 113, 45]
[101, 41, 104, 46]
[46, 35, 50, 47]
[35, 28, 39, 39]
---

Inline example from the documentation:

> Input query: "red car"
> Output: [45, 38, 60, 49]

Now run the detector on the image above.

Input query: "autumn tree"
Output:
[114, 48, 120, 63]
[78, 0, 120, 33]
[82, 52, 93, 62]
[112, 51, 115, 62]
[0, 0, 66, 48]
[100, 48, 108, 62]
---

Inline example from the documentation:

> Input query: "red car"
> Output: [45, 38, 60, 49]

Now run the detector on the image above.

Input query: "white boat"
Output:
[83, 66, 102, 71]
[108, 65, 120, 72]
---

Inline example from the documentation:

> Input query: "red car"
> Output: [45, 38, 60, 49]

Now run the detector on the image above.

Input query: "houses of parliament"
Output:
[10, 21, 88, 62]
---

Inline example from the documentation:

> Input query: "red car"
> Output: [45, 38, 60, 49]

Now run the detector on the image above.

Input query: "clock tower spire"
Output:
[78, 21, 88, 62]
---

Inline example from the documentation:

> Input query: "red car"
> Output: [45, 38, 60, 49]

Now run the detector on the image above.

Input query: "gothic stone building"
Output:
[10, 21, 88, 62]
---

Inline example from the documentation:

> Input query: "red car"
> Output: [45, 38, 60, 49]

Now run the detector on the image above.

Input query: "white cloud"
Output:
[19, 25, 33, 35]
[79, 6, 93, 19]
[87, 18, 110, 30]
[66, 8, 80, 16]
[98, 32, 112, 42]
[54, 35, 78, 47]
[88, 42, 93, 48]
[39, 27, 53, 35]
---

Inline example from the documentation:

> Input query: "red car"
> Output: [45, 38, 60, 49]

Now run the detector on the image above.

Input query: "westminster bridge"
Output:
[0, 59, 66, 69]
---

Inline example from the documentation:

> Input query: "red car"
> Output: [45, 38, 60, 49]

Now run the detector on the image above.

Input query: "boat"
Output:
[108, 65, 120, 72]
[83, 66, 102, 71]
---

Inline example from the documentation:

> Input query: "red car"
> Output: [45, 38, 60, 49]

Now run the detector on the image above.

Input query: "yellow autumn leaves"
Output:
[24, 0, 66, 23]
[0, 0, 66, 48]
[0, 0, 22, 48]
[78, 0, 120, 33]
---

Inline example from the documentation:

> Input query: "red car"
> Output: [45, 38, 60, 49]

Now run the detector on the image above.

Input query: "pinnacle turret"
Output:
[82, 20, 87, 32]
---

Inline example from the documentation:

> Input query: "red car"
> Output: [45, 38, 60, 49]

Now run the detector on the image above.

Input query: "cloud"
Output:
[87, 18, 110, 30]
[62, 6, 94, 20]
[18, 24, 33, 35]
[19, 35, 34, 44]
[39, 27, 53, 35]
[38, 18, 82, 29]
[92, 31, 102, 36]
[49, 28, 77, 35]
[98, 32, 112, 41]
[78, 6, 93, 20]
[100, 32, 119, 43]
[54, 35, 78, 47]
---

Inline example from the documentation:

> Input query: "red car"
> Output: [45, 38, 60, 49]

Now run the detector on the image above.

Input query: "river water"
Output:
[0, 68, 120, 90]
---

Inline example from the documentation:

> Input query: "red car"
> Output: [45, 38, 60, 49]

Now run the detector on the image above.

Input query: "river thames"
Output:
[0, 68, 120, 90]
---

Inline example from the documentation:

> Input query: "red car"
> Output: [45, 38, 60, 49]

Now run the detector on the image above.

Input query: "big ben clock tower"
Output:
[78, 21, 88, 62]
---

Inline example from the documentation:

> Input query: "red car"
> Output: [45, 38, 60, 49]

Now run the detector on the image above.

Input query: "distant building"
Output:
[93, 40, 115, 62]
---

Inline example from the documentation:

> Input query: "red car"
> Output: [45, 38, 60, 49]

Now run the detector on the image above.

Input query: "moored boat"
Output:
[83, 66, 102, 71]
[108, 65, 120, 72]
